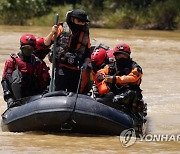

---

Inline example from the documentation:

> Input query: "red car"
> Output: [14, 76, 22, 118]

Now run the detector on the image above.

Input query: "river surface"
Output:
[0, 26, 180, 153]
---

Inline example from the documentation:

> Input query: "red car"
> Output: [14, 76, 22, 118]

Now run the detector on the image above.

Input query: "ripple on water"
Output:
[0, 26, 180, 153]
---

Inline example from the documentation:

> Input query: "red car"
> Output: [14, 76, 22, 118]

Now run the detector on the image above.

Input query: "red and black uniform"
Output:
[1, 52, 45, 102]
[33, 37, 51, 91]
[36, 60, 50, 92]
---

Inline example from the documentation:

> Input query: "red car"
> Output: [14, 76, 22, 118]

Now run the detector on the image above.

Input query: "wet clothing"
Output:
[50, 20, 91, 92]
[1, 52, 47, 105]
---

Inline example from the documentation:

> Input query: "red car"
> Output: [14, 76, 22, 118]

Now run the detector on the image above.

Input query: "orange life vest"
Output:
[95, 60, 143, 95]
[52, 22, 90, 69]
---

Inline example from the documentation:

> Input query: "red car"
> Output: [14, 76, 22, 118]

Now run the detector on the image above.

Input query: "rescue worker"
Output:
[33, 37, 51, 91]
[106, 49, 115, 64]
[91, 48, 109, 75]
[1, 34, 46, 108]
[80, 43, 112, 95]
[90, 48, 109, 96]
[44, 9, 91, 92]
[95, 43, 144, 112]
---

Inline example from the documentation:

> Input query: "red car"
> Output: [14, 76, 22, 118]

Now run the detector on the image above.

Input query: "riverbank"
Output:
[0, 1, 180, 30]
[27, 5, 180, 30]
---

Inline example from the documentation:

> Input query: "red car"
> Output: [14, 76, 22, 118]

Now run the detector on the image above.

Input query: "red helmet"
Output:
[33, 37, 50, 60]
[20, 34, 36, 47]
[91, 48, 107, 66]
[113, 43, 131, 57]
[36, 37, 49, 51]
[106, 49, 115, 64]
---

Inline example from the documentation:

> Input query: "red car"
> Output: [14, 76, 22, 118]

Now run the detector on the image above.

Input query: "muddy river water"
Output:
[0, 26, 180, 153]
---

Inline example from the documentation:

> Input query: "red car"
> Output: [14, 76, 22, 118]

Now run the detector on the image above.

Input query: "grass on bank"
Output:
[15, 2, 180, 30]
[26, 5, 72, 26]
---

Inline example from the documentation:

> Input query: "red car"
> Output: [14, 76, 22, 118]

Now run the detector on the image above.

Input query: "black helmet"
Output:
[70, 9, 90, 22]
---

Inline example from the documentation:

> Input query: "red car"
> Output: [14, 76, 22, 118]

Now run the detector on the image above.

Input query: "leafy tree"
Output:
[0, 0, 179, 29]
[0, 0, 50, 25]
[148, 0, 180, 29]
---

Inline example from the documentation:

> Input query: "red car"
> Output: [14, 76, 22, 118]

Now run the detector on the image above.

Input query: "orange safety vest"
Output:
[95, 61, 143, 95]
[92, 69, 110, 95]
[52, 22, 90, 69]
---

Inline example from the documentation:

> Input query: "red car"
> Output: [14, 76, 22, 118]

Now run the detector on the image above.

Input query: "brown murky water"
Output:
[0, 26, 180, 153]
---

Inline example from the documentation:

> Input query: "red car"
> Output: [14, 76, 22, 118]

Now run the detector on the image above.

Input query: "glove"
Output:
[7, 98, 16, 108]
[81, 62, 88, 70]
[104, 76, 113, 83]
[95, 72, 105, 82]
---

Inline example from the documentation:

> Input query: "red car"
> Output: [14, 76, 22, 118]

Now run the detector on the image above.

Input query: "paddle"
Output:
[73, 67, 83, 112]
[61, 67, 83, 130]
[49, 13, 59, 92]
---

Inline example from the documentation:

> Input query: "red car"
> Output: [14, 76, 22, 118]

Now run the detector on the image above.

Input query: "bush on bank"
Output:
[0, 0, 51, 25]
[26, 6, 72, 26]
[102, 0, 180, 30]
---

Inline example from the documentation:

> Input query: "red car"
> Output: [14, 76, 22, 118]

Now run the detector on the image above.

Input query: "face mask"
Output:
[116, 58, 130, 68]
[71, 22, 85, 31]
[21, 45, 34, 56]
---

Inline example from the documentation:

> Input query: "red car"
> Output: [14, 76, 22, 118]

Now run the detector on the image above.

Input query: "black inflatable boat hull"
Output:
[1, 92, 138, 135]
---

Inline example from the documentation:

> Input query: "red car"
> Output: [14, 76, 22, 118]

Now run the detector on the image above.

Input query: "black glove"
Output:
[96, 73, 105, 82]
[7, 98, 16, 108]
[81, 62, 88, 70]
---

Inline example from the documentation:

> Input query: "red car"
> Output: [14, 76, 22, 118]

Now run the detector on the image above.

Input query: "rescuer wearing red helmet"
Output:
[88, 48, 109, 96]
[33, 37, 51, 91]
[91, 48, 109, 73]
[80, 47, 112, 95]
[44, 9, 91, 92]
[106, 49, 115, 64]
[94, 43, 145, 113]
[34, 37, 51, 60]
[1, 34, 46, 108]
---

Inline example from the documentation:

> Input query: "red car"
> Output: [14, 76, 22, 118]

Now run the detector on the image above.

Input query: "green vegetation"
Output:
[0, 0, 180, 30]
[0, 0, 50, 25]
[26, 6, 72, 26]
